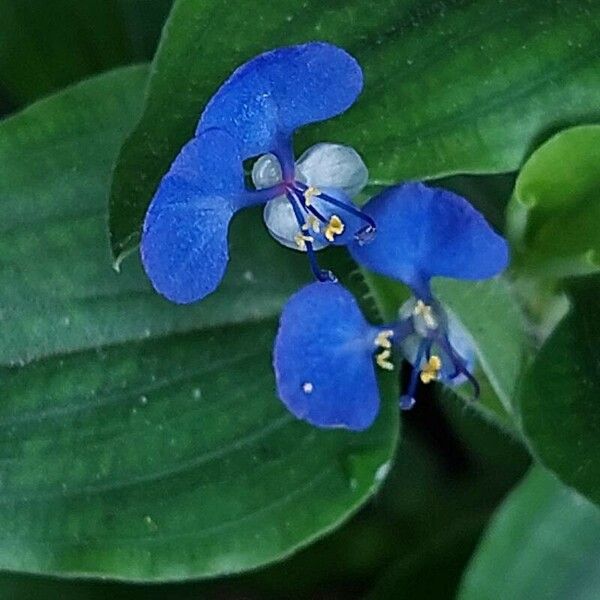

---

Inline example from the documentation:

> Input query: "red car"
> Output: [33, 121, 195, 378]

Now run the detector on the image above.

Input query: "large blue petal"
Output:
[273, 282, 380, 431]
[197, 42, 363, 159]
[141, 128, 245, 304]
[349, 183, 509, 295]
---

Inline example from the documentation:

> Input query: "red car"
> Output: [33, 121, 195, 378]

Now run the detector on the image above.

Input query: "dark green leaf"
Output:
[459, 467, 600, 600]
[109, 0, 600, 259]
[508, 125, 600, 279]
[0, 65, 310, 367]
[364, 398, 529, 600]
[0, 67, 398, 580]
[520, 278, 600, 506]
[0, 0, 172, 109]
[0, 396, 530, 597]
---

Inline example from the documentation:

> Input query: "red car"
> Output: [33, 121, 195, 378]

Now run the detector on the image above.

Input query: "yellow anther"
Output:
[303, 186, 320, 207]
[376, 349, 394, 371]
[413, 300, 438, 330]
[294, 232, 314, 251]
[420, 355, 442, 384]
[324, 215, 345, 242]
[375, 329, 394, 349]
[307, 214, 321, 233]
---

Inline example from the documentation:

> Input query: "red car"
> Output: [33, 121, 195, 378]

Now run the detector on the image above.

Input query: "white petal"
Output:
[252, 153, 283, 189]
[263, 196, 327, 252]
[296, 143, 368, 198]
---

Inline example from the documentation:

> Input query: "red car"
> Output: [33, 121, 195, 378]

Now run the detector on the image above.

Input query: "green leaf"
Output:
[366, 399, 530, 600]
[0, 396, 529, 598]
[434, 277, 530, 421]
[508, 125, 600, 278]
[0, 65, 310, 367]
[0, 0, 172, 109]
[459, 467, 600, 600]
[0, 68, 398, 580]
[109, 0, 600, 259]
[519, 278, 600, 506]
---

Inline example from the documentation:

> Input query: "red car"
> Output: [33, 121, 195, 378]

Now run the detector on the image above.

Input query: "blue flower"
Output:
[142, 42, 375, 304]
[348, 182, 508, 409]
[274, 183, 509, 429]
[273, 282, 385, 431]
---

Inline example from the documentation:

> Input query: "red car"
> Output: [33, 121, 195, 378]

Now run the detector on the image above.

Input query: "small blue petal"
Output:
[273, 282, 380, 431]
[198, 42, 363, 160]
[141, 128, 245, 304]
[349, 183, 509, 294]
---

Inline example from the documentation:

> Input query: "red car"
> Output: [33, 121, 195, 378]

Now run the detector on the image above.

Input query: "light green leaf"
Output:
[434, 277, 530, 421]
[363, 269, 529, 431]
[459, 467, 600, 600]
[0, 67, 398, 581]
[109, 0, 600, 259]
[520, 278, 600, 506]
[508, 125, 600, 278]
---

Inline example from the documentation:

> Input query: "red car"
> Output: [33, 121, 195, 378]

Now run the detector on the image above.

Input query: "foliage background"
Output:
[0, 0, 599, 598]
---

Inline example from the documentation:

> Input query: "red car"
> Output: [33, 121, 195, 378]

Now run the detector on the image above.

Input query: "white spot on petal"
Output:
[302, 382, 314, 394]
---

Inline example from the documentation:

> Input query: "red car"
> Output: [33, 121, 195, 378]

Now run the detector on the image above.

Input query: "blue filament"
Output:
[439, 335, 480, 400]
[400, 338, 430, 411]
[285, 190, 336, 282]
[293, 181, 376, 242]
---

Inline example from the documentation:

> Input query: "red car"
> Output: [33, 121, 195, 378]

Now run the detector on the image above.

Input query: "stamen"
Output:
[375, 329, 394, 349]
[314, 190, 377, 241]
[285, 190, 336, 283]
[355, 224, 376, 246]
[294, 232, 314, 251]
[420, 355, 442, 384]
[399, 339, 429, 410]
[413, 300, 438, 330]
[307, 214, 320, 233]
[376, 349, 394, 371]
[324, 215, 345, 242]
[290, 186, 328, 224]
[303, 186, 320, 207]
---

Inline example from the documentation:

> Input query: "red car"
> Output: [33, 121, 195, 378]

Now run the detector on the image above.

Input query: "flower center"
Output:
[281, 179, 376, 281]
[392, 297, 480, 410]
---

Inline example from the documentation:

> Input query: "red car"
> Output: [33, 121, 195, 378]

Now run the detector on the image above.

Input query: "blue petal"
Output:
[141, 128, 245, 304]
[273, 282, 380, 431]
[197, 42, 363, 159]
[349, 183, 509, 295]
